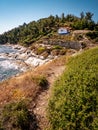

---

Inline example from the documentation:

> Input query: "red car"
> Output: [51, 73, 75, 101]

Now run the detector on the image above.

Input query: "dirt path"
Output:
[33, 57, 66, 130]
[0, 55, 66, 130]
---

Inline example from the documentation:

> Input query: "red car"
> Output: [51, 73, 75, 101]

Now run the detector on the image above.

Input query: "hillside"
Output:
[48, 47, 98, 130]
[0, 46, 98, 130]
[0, 54, 67, 130]
[0, 12, 98, 46]
[0, 12, 98, 130]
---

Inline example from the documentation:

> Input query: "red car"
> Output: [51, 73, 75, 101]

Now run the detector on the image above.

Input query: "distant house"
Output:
[58, 27, 70, 35]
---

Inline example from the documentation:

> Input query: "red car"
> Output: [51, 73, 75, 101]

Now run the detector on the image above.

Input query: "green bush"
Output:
[37, 47, 46, 55]
[81, 42, 87, 49]
[48, 47, 98, 130]
[94, 37, 98, 43]
[52, 45, 63, 50]
[86, 31, 98, 40]
[32, 75, 48, 89]
[76, 34, 83, 41]
[0, 101, 38, 130]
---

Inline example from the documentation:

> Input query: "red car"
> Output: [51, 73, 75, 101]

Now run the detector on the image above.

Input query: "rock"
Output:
[66, 49, 77, 56]
[25, 57, 42, 67]
[5, 52, 9, 55]
[13, 45, 21, 50]
[26, 50, 31, 54]
[51, 49, 60, 56]
[39, 56, 45, 60]
[41, 51, 49, 59]
[0, 44, 57, 82]
[48, 55, 54, 59]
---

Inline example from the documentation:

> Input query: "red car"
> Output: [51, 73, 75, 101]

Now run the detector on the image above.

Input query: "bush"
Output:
[0, 101, 38, 130]
[37, 47, 46, 55]
[86, 31, 98, 40]
[48, 47, 98, 130]
[59, 49, 67, 55]
[81, 42, 87, 49]
[52, 45, 63, 50]
[93, 37, 98, 43]
[32, 75, 48, 89]
[76, 34, 83, 41]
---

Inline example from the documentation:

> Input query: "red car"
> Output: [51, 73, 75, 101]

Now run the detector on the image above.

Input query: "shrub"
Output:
[76, 34, 83, 41]
[52, 45, 63, 50]
[81, 42, 87, 49]
[86, 31, 98, 40]
[94, 37, 98, 43]
[48, 47, 98, 130]
[0, 101, 38, 130]
[59, 49, 67, 55]
[32, 75, 48, 89]
[37, 47, 46, 55]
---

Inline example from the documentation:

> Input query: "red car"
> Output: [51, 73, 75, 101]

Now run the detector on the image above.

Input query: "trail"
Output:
[33, 57, 66, 130]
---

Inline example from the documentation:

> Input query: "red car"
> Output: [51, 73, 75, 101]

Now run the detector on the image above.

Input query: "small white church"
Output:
[58, 27, 70, 35]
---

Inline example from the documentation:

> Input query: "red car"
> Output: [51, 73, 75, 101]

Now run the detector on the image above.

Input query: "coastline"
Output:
[0, 44, 57, 82]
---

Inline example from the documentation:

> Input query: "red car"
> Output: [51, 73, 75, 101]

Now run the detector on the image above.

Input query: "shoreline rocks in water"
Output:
[0, 43, 81, 82]
[8, 44, 57, 66]
[0, 44, 58, 81]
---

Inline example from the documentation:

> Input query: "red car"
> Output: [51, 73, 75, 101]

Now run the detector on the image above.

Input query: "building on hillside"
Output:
[58, 27, 70, 35]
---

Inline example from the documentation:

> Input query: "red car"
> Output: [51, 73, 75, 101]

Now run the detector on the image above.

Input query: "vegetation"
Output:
[0, 11, 98, 130]
[0, 12, 97, 46]
[86, 31, 98, 42]
[0, 101, 38, 130]
[52, 45, 63, 50]
[32, 75, 48, 89]
[48, 47, 98, 130]
[36, 46, 46, 55]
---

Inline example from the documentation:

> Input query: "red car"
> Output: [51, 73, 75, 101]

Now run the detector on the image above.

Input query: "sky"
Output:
[0, 0, 98, 34]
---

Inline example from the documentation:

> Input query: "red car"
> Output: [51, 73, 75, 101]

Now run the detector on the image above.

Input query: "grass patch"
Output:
[48, 47, 98, 130]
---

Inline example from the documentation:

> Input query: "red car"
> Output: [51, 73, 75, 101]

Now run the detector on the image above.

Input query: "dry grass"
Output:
[0, 55, 67, 109]
[0, 73, 39, 108]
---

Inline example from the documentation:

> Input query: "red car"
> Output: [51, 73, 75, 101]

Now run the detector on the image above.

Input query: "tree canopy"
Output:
[0, 12, 97, 46]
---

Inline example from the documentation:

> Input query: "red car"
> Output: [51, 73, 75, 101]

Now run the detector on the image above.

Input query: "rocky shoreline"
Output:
[6, 44, 57, 67]
[1, 41, 85, 82]
[0, 44, 58, 81]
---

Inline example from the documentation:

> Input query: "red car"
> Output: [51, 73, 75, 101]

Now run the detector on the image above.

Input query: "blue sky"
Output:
[0, 0, 98, 34]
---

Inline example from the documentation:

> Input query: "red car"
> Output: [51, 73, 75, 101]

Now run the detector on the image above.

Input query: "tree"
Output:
[61, 13, 65, 22]
[65, 14, 78, 22]
[55, 14, 59, 22]
[80, 11, 85, 19]
[85, 12, 94, 22]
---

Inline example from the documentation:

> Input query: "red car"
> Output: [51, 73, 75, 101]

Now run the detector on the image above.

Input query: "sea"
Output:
[0, 45, 21, 82]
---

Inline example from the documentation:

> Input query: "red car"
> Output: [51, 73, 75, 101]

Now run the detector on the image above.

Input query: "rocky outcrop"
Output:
[0, 44, 57, 73]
